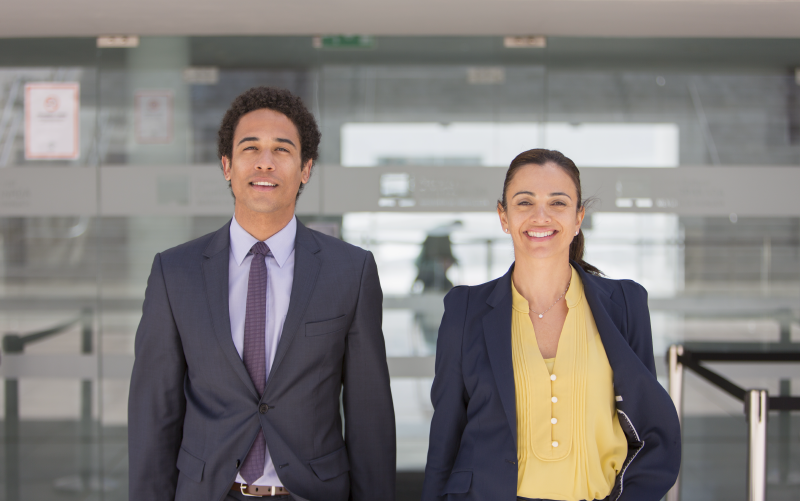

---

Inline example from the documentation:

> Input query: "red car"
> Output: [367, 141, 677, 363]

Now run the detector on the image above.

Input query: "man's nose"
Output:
[255, 150, 276, 170]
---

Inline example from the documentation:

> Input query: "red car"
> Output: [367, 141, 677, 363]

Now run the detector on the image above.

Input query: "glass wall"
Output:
[1, 36, 799, 500]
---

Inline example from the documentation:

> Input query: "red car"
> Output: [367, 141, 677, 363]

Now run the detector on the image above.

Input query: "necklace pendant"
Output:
[538, 314, 543, 319]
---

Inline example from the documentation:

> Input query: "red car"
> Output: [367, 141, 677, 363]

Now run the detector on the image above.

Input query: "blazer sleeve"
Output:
[128, 253, 188, 501]
[619, 280, 657, 377]
[342, 251, 396, 501]
[618, 279, 682, 500]
[421, 286, 469, 501]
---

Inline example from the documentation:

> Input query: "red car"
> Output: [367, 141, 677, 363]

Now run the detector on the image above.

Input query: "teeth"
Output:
[252, 181, 276, 186]
[526, 230, 554, 238]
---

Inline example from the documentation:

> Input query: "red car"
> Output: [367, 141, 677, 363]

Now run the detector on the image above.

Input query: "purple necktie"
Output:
[240, 241, 269, 485]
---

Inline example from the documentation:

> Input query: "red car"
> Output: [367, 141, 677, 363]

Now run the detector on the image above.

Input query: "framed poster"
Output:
[24, 82, 80, 160]
[135, 90, 173, 144]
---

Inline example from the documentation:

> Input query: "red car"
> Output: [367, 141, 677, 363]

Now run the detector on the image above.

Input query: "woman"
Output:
[422, 149, 680, 501]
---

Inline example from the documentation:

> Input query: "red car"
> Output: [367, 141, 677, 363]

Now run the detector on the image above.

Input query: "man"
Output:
[128, 87, 396, 501]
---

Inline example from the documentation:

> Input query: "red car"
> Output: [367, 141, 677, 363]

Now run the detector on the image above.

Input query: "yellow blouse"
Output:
[511, 266, 628, 501]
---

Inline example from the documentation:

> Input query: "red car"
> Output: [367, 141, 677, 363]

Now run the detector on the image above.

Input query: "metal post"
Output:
[80, 308, 93, 490]
[746, 389, 768, 501]
[777, 311, 791, 485]
[778, 379, 790, 483]
[5, 378, 20, 501]
[668, 345, 684, 425]
[666, 344, 684, 501]
[81, 308, 92, 355]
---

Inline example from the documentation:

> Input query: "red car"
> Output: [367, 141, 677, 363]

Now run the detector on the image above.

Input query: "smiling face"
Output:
[498, 162, 585, 262]
[221, 108, 312, 230]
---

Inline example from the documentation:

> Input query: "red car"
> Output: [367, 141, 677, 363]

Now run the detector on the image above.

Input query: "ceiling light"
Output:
[504, 36, 546, 49]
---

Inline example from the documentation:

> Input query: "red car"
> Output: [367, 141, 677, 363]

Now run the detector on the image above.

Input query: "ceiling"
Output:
[3, 0, 800, 38]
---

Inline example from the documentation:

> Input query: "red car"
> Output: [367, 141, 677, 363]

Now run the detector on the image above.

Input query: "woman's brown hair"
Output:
[498, 148, 603, 276]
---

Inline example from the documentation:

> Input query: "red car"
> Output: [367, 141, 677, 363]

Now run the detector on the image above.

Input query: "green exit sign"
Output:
[312, 35, 375, 50]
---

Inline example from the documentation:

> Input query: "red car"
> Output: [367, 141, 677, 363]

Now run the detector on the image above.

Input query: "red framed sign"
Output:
[24, 82, 80, 160]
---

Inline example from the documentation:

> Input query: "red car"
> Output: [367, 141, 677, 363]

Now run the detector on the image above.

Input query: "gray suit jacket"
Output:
[128, 220, 396, 501]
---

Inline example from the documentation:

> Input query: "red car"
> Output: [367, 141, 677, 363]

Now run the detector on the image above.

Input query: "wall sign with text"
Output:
[135, 90, 173, 144]
[24, 82, 80, 160]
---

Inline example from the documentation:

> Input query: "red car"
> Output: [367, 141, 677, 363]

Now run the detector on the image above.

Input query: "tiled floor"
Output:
[1, 416, 798, 501]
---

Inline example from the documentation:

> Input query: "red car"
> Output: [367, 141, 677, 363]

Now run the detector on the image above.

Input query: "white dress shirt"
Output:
[228, 215, 296, 486]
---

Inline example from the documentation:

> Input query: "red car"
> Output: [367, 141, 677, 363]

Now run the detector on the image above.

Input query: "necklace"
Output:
[530, 277, 571, 319]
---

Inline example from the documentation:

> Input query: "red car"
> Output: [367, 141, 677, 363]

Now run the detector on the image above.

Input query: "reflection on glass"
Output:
[1, 35, 799, 499]
[342, 122, 679, 168]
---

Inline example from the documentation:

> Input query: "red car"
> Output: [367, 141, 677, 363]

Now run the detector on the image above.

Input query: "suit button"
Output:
[259, 404, 269, 414]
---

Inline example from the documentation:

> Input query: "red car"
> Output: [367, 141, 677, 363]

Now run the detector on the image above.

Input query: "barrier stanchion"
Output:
[5, 378, 20, 501]
[746, 390, 768, 501]
[666, 342, 800, 501]
[1, 311, 92, 499]
[666, 344, 684, 501]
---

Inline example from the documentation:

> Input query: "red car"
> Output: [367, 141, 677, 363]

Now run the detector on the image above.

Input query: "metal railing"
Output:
[1, 308, 93, 501]
[666, 343, 800, 501]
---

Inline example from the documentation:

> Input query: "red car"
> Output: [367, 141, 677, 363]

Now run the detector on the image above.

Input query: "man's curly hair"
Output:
[217, 87, 321, 198]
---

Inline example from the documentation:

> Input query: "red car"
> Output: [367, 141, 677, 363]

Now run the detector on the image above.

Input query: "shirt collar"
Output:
[511, 279, 529, 313]
[230, 215, 297, 268]
[564, 265, 583, 309]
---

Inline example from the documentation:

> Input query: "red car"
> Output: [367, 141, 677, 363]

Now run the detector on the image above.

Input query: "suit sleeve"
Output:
[620, 280, 657, 377]
[128, 253, 187, 501]
[618, 280, 682, 500]
[421, 286, 469, 501]
[342, 251, 396, 501]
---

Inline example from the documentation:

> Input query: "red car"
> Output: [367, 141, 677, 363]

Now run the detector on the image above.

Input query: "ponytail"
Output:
[569, 228, 602, 276]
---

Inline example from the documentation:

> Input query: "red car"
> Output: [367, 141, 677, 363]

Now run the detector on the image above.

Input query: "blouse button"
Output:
[550, 374, 557, 381]
[552, 441, 559, 447]
[551, 396, 558, 403]
[551, 418, 557, 424]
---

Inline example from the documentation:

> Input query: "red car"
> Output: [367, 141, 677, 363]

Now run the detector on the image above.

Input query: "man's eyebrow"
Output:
[275, 138, 297, 148]
[236, 137, 297, 149]
[237, 136, 259, 146]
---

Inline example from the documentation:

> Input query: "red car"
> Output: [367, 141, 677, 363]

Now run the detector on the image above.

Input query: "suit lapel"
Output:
[266, 222, 321, 387]
[202, 221, 259, 399]
[482, 268, 517, 444]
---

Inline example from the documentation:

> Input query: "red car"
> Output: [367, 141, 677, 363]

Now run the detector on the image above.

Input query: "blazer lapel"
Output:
[202, 221, 259, 399]
[574, 263, 630, 375]
[484, 263, 633, 447]
[482, 267, 517, 444]
[266, 222, 321, 386]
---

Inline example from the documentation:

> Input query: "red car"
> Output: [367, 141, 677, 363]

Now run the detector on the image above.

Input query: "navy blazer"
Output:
[422, 262, 681, 501]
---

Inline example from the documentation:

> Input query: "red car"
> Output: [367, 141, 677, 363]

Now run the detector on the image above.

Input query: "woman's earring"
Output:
[575, 230, 579, 236]
[504, 228, 509, 233]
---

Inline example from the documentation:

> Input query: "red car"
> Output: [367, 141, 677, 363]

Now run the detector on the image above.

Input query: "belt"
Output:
[231, 483, 291, 497]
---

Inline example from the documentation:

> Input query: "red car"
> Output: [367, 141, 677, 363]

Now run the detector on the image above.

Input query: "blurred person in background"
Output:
[422, 149, 680, 501]
[128, 87, 395, 501]
[414, 221, 462, 349]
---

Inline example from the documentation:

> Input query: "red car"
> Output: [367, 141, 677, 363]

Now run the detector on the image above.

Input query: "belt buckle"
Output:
[240, 483, 270, 497]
